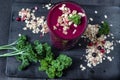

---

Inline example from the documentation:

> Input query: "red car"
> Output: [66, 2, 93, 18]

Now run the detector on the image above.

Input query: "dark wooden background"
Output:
[0, 0, 120, 80]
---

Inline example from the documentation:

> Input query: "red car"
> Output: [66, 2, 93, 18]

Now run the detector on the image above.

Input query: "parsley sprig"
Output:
[98, 21, 110, 36]
[0, 35, 72, 78]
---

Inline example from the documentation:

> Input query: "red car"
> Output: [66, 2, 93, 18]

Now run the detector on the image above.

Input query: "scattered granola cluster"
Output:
[84, 24, 99, 42]
[85, 25, 114, 67]
[80, 23, 120, 70]
[53, 4, 85, 35]
[79, 11, 120, 71]
[16, 7, 49, 36]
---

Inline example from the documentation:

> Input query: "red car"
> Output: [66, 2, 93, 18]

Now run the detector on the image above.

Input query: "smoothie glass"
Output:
[47, 2, 87, 50]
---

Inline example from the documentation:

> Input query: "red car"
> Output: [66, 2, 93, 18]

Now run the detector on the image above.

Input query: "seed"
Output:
[107, 35, 110, 37]
[56, 23, 59, 26]
[104, 36, 107, 39]
[23, 27, 27, 30]
[47, 7, 51, 10]
[32, 10, 35, 13]
[34, 6, 38, 10]
[101, 21, 104, 23]
[106, 49, 110, 54]
[103, 58, 105, 60]
[89, 18, 93, 21]
[110, 33, 113, 36]
[81, 13, 85, 17]
[73, 29, 77, 34]
[78, 43, 81, 46]
[63, 31, 68, 35]
[100, 49, 105, 53]
[74, 24, 77, 27]
[92, 53, 97, 57]
[118, 40, 120, 43]
[72, 10, 77, 14]
[18, 33, 21, 36]
[78, 12, 82, 16]
[97, 46, 102, 50]
[45, 5, 49, 7]
[110, 24, 113, 27]
[48, 3, 51, 6]
[16, 17, 21, 21]
[88, 42, 93, 46]
[94, 10, 98, 14]
[21, 16, 26, 21]
[112, 37, 114, 39]
[107, 56, 112, 61]
[101, 40, 106, 44]
[80, 64, 86, 71]
[53, 26, 57, 30]
[87, 63, 92, 68]
[104, 15, 108, 19]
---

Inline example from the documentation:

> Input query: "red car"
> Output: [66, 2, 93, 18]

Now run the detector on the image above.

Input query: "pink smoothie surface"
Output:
[47, 2, 87, 40]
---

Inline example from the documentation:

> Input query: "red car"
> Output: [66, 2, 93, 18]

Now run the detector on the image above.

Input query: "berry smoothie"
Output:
[47, 2, 87, 50]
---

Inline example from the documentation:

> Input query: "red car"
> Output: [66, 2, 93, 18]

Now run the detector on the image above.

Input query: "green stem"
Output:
[0, 47, 17, 50]
[0, 51, 23, 57]
[0, 41, 17, 48]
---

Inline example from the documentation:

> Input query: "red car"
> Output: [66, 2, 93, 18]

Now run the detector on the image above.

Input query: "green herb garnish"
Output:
[68, 14, 81, 25]
[39, 53, 72, 78]
[0, 35, 38, 70]
[0, 35, 72, 78]
[98, 21, 110, 36]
